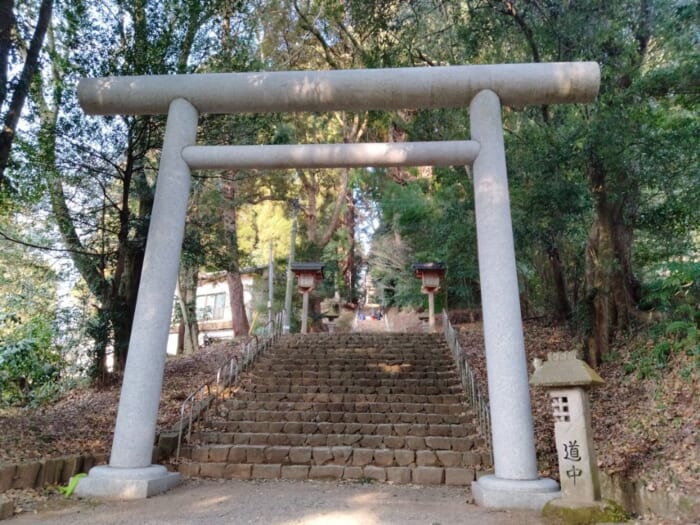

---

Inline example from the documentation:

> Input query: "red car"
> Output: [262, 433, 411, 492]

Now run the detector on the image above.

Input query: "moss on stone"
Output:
[542, 499, 629, 524]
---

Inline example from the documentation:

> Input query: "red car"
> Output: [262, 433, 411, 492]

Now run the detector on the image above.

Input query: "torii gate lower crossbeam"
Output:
[74, 63, 599, 509]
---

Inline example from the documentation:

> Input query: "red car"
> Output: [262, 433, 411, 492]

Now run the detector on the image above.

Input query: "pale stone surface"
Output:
[352, 449, 374, 467]
[472, 475, 560, 510]
[394, 450, 415, 467]
[199, 463, 225, 478]
[386, 467, 412, 484]
[246, 446, 265, 464]
[108, 99, 198, 471]
[413, 467, 444, 485]
[227, 446, 247, 463]
[436, 450, 462, 468]
[342, 466, 364, 480]
[373, 449, 395, 467]
[281, 465, 309, 480]
[445, 468, 474, 486]
[416, 450, 438, 467]
[531, 352, 603, 503]
[190, 447, 210, 462]
[74, 465, 181, 500]
[0, 495, 13, 520]
[265, 447, 291, 464]
[289, 447, 312, 464]
[252, 464, 281, 479]
[331, 446, 352, 465]
[470, 91, 550, 498]
[363, 466, 386, 482]
[224, 464, 252, 480]
[308, 465, 344, 480]
[208, 446, 230, 463]
[311, 447, 333, 465]
[551, 388, 601, 502]
[183, 142, 480, 171]
[177, 463, 200, 478]
[78, 62, 600, 115]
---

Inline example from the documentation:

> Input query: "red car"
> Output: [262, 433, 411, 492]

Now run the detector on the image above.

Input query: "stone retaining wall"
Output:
[600, 471, 699, 523]
[0, 453, 109, 521]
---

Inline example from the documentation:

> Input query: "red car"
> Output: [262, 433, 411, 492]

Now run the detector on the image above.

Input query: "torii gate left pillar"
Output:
[75, 99, 198, 498]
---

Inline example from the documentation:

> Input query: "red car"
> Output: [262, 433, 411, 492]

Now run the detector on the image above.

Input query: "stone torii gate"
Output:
[74, 63, 600, 508]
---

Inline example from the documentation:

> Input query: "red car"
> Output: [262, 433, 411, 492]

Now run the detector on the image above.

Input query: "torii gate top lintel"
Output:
[78, 62, 600, 116]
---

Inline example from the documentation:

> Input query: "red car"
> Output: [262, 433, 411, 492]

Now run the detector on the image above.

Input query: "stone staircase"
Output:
[178, 332, 491, 485]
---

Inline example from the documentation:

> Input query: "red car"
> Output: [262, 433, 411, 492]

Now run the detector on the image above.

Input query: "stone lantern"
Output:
[291, 262, 325, 334]
[530, 351, 605, 515]
[412, 262, 446, 332]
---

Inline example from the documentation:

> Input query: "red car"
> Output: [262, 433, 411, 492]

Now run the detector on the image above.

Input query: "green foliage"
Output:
[0, 313, 64, 406]
[628, 262, 700, 378]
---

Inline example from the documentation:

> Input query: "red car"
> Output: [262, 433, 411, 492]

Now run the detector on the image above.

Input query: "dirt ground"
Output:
[10, 479, 546, 525]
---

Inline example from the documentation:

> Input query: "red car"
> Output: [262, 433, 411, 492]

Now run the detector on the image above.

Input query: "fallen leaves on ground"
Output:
[455, 317, 699, 500]
[0, 341, 240, 464]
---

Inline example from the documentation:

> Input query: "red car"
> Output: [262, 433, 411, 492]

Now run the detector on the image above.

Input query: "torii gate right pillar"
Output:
[470, 90, 560, 507]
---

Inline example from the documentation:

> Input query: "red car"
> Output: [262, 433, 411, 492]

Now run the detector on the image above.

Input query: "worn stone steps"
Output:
[215, 409, 469, 426]
[203, 420, 475, 437]
[265, 349, 453, 357]
[241, 383, 463, 395]
[244, 376, 461, 388]
[180, 461, 477, 486]
[180, 333, 489, 486]
[180, 444, 485, 482]
[190, 431, 478, 450]
[256, 358, 455, 368]
[231, 392, 466, 404]
[221, 399, 466, 415]
[248, 370, 456, 380]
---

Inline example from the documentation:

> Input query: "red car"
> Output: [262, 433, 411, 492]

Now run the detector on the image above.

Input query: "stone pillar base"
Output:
[74, 465, 181, 500]
[472, 475, 560, 510]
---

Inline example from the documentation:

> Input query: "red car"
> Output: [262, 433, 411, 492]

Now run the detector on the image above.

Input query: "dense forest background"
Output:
[0, 0, 698, 404]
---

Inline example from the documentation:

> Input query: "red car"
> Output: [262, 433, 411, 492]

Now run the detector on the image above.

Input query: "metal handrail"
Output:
[175, 310, 284, 460]
[442, 311, 493, 459]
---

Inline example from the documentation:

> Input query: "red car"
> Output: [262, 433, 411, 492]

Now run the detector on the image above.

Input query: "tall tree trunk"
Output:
[548, 245, 572, 321]
[177, 264, 199, 354]
[222, 175, 250, 335]
[227, 271, 249, 336]
[584, 161, 640, 366]
[0, 0, 53, 188]
[342, 192, 357, 301]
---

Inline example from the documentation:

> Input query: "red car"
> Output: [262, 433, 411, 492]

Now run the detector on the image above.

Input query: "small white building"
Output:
[166, 269, 263, 354]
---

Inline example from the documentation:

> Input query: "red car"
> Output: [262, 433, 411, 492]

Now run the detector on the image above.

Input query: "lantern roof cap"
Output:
[291, 262, 325, 272]
[412, 262, 446, 277]
[530, 351, 604, 388]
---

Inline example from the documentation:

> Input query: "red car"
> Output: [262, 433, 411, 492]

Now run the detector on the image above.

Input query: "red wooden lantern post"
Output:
[413, 263, 446, 332]
[291, 262, 325, 333]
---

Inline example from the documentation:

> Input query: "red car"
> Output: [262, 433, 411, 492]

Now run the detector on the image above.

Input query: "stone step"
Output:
[246, 370, 457, 380]
[232, 392, 466, 404]
[255, 358, 454, 367]
[216, 409, 469, 426]
[221, 400, 466, 415]
[179, 462, 476, 487]
[191, 431, 477, 451]
[244, 376, 461, 388]
[184, 444, 486, 472]
[179, 462, 477, 486]
[242, 383, 462, 395]
[269, 349, 452, 358]
[278, 334, 444, 343]
[204, 420, 476, 437]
